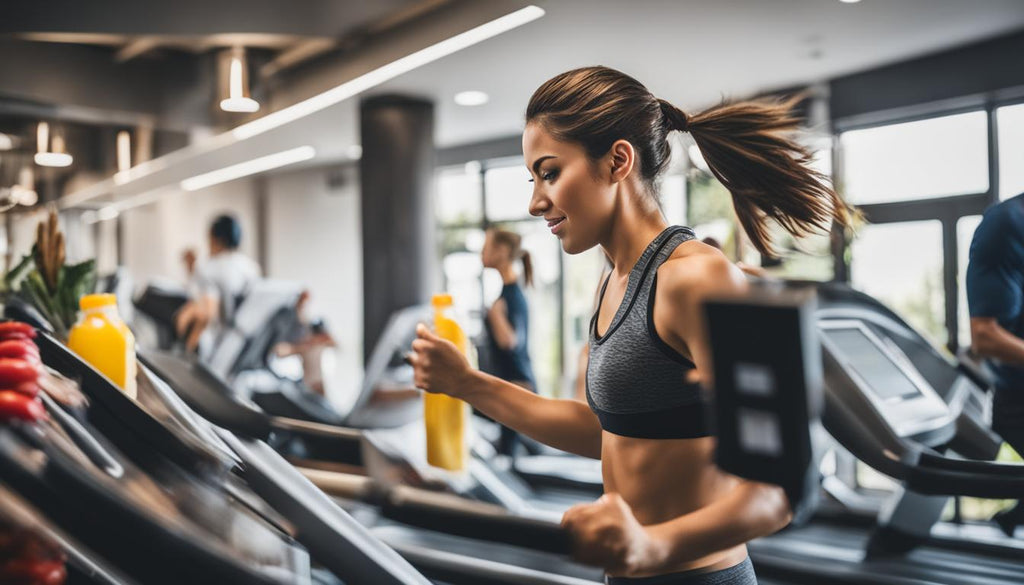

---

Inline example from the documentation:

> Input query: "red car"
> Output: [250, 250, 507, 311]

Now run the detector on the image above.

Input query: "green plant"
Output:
[2, 210, 96, 339]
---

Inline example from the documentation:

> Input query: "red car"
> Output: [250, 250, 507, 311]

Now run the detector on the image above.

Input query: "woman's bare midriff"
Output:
[601, 431, 749, 577]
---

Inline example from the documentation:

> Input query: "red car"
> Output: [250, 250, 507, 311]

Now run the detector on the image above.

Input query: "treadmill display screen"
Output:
[825, 327, 922, 401]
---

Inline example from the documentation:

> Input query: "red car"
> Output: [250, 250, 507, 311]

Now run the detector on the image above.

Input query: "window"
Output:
[957, 215, 983, 349]
[851, 221, 945, 343]
[484, 166, 533, 221]
[436, 166, 482, 226]
[840, 111, 988, 204]
[998, 103, 1024, 200]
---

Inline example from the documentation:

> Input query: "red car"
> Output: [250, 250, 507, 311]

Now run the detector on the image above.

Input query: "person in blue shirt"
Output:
[480, 227, 537, 457]
[966, 192, 1024, 537]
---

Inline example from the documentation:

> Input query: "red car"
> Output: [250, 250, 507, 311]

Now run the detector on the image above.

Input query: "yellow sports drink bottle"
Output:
[68, 293, 138, 399]
[424, 293, 469, 471]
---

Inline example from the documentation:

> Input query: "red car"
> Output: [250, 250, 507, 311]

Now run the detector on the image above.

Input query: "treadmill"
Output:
[1, 324, 434, 585]
[705, 283, 1024, 585]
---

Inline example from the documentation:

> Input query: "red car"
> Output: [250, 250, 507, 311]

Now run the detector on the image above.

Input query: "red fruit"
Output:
[0, 322, 35, 339]
[0, 558, 66, 585]
[0, 391, 44, 422]
[0, 359, 39, 386]
[10, 382, 39, 398]
[0, 341, 38, 361]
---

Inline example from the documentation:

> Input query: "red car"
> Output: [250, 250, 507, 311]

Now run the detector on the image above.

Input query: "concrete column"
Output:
[359, 94, 435, 362]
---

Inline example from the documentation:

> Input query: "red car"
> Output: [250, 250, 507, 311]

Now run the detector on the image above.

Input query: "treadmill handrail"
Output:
[917, 451, 1024, 477]
[138, 350, 273, 440]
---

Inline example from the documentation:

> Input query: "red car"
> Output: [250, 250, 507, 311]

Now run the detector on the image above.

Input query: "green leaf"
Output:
[4, 251, 36, 290]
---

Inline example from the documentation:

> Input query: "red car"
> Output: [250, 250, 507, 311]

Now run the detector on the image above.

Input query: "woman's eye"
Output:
[542, 170, 558, 182]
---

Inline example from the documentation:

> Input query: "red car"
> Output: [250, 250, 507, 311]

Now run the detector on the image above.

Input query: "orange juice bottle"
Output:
[68, 294, 137, 399]
[425, 293, 469, 471]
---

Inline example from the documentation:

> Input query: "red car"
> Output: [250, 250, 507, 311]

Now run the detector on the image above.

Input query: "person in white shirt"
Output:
[175, 214, 261, 352]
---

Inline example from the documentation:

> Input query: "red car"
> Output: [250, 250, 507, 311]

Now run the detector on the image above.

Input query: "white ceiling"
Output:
[385, 0, 1024, 146]
[60, 0, 1024, 208]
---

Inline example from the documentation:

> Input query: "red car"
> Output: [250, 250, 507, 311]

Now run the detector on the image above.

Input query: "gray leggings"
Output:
[606, 558, 757, 585]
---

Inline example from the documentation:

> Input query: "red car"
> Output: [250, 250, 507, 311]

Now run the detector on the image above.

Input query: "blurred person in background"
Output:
[480, 227, 538, 458]
[175, 214, 261, 352]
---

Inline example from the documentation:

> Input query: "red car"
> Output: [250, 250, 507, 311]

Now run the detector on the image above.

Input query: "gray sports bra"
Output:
[586, 226, 712, 439]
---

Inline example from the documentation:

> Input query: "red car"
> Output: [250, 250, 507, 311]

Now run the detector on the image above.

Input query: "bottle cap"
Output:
[431, 293, 453, 307]
[80, 293, 117, 311]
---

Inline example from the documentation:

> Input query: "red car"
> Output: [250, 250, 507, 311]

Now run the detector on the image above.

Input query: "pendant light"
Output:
[220, 47, 260, 113]
[34, 121, 73, 168]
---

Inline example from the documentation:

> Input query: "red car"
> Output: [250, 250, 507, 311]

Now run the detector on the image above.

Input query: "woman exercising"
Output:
[480, 227, 538, 457]
[409, 67, 850, 583]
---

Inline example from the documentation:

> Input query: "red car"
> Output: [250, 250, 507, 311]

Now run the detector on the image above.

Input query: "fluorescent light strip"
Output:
[180, 146, 316, 192]
[233, 5, 544, 140]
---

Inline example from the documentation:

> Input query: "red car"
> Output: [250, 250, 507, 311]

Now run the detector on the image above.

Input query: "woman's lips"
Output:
[547, 217, 566, 234]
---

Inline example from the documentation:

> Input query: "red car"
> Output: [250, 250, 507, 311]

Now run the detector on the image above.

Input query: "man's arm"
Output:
[971, 317, 1024, 366]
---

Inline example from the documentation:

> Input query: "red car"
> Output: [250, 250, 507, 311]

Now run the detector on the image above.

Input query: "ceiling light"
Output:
[11, 186, 38, 207]
[454, 90, 489, 106]
[839, 0, 861, 3]
[233, 5, 545, 140]
[220, 48, 260, 113]
[117, 130, 132, 172]
[34, 122, 73, 168]
[181, 145, 316, 191]
[0, 133, 13, 151]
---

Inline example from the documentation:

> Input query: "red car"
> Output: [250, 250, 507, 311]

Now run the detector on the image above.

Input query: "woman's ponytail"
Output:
[520, 251, 534, 288]
[663, 95, 852, 255]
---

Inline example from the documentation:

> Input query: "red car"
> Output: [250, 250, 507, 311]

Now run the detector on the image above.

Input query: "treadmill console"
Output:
[819, 320, 952, 441]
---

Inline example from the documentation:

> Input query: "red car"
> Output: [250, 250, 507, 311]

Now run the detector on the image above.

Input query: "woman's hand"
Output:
[409, 324, 475, 398]
[561, 493, 667, 576]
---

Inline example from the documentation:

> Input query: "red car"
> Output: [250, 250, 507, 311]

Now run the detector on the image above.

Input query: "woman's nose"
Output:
[528, 187, 550, 217]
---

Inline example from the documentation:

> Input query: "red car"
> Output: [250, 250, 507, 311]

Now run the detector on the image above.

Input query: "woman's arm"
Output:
[487, 298, 519, 350]
[562, 483, 790, 576]
[410, 324, 603, 458]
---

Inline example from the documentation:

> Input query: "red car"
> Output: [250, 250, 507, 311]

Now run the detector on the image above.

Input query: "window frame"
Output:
[833, 98, 1024, 352]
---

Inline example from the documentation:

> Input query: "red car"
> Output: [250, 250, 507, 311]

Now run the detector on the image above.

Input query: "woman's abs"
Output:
[601, 432, 747, 573]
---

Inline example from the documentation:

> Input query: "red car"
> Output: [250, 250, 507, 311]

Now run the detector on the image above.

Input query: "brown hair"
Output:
[526, 66, 851, 255]
[488, 227, 533, 287]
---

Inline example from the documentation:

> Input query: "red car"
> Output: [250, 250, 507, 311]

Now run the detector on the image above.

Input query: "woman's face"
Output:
[522, 123, 616, 255]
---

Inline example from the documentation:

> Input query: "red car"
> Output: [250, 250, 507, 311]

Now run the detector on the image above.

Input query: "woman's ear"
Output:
[608, 139, 636, 183]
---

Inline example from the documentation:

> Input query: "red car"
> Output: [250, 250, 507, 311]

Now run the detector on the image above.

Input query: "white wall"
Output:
[121, 178, 260, 288]
[264, 166, 363, 394]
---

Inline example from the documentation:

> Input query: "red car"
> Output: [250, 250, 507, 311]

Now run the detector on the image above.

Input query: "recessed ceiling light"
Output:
[839, 0, 861, 3]
[454, 90, 489, 107]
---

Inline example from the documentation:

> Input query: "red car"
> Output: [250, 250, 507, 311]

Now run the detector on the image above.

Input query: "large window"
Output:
[840, 111, 989, 204]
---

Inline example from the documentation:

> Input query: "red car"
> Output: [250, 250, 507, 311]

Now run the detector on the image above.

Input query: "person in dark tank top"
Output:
[409, 66, 853, 584]
[480, 227, 537, 456]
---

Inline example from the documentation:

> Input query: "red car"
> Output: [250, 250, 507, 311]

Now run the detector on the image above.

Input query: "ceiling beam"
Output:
[114, 37, 162, 62]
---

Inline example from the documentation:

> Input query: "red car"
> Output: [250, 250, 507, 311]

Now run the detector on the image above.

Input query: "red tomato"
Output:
[10, 382, 39, 398]
[0, 359, 39, 386]
[0, 322, 35, 339]
[0, 558, 67, 585]
[0, 341, 38, 360]
[0, 391, 44, 422]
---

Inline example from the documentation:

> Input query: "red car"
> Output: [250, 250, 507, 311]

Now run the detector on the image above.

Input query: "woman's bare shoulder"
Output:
[658, 241, 747, 300]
